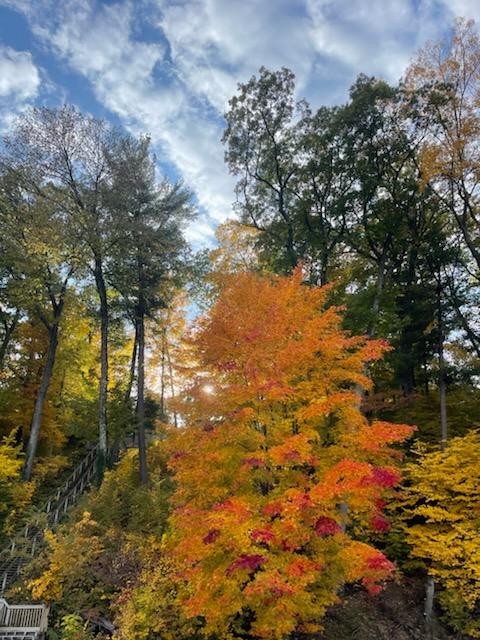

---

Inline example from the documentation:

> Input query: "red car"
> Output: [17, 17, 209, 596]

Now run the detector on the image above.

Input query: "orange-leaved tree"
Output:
[168, 270, 414, 639]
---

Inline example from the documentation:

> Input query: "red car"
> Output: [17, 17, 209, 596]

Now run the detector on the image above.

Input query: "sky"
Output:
[0, 0, 479, 248]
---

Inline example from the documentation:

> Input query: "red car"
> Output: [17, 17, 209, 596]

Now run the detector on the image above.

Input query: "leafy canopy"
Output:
[403, 431, 480, 637]
[168, 270, 413, 639]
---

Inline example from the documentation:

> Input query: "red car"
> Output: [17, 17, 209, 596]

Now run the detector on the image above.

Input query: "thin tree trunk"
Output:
[23, 313, 62, 481]
[160, 328, 166, 420]
[423, 349, 429, 395]
[165, 337, 178, 428]
[108, 324, 138, 467]
[94, 258, 108, 481]
[124, 322, 138, 405]
[136, 309, 148, 485]
[424, 575, 435, 638]
[438, 336, 448, 450]
[437, 283, 448, 450]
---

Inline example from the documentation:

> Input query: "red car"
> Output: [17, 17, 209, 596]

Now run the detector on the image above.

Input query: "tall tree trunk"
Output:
[124, 322, 138, 405]
[165, 337, 178, 428]
[160, 328, 166, 420]
[23, 310, 62, 481]
[437, 281, 448, 450]
[0, 311, 19, 371]
[108, 323, 138, 467]
[94, 258, 108, 481]
[136, 308, 149, 485]
[424, 575, 435, 638]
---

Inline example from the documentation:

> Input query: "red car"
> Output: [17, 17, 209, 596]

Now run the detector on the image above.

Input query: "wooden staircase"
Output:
[0, 431, 145, 637]
[0, 446, 99, 595]
[0, 433, 144, 594]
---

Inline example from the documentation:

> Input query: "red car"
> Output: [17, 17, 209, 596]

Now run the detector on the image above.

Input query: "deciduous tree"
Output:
[168, 270, 413, 639]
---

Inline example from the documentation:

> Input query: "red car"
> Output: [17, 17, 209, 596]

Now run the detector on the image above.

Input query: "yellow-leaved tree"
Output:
[403, 431, 480, 637]
[0, 433, 33, 540]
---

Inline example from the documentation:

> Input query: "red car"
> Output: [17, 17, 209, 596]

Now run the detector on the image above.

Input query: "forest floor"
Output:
[294, 577, 466, 640]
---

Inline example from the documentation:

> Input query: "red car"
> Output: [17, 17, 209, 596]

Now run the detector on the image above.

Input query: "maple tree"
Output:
[0, 23, 479, 640]
[167, 270, 413, 639]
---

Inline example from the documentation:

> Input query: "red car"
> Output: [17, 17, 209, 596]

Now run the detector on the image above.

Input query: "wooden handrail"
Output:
[0, 598, 49, 633]
[0, 430, 148, 596]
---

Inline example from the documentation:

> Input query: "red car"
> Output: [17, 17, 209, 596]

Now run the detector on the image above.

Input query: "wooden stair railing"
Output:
[0, 598, 49, 639]
[0, 445, 98, 595]
[0, 430, 145, 595]
[0, 429, 151, 638]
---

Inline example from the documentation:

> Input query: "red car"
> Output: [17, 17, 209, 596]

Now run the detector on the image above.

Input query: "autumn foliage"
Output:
[167, 270, 413, 639]
[403, 432, 480, 637]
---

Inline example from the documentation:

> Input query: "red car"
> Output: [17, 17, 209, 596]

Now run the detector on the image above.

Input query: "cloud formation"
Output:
[0, 0, 478, 245]
[0, 44, 40, 129]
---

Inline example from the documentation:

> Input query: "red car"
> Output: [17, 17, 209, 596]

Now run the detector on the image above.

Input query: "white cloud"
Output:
[0, 46, 39, 99]
[1, 0, 235, 246]
[2, 0, 479, 245]
[0, 45, 40, 131]
[305, 0, 448, 84]
[156, 0, 316, 110]
[441, 0, 480, 22]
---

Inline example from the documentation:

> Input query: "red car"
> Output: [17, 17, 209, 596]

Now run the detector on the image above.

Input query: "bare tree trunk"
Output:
[94, 258, 108, 482]
[124, 322, 138, 405]
[23, 310, 62, 481]
[165, 337, 178, 428]
[438, 343, 448, 450]
[437, 284, 448, 450]
[160, 328, 166, 420]
[108, 324, 138, 467]
[136, 309, 148, 485]
[424, 575, 435, 638]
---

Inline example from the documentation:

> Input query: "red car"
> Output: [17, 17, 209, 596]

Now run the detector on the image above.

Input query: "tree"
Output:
[403, 431, 480, 637]
[338, 75, 429, 341]
[223, 67, 301, 271]
[168, 270, 413, 639]
[107, 136, 193, 483]
[0, 186, 78, 480]
[404, 18, 480, 280]
[0, 432, 31, 541]
[293, 103, 350, 284]
[2, 106, 119, 478]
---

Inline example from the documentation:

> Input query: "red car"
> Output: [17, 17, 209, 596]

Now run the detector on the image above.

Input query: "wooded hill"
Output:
[0, 17, 479, 640]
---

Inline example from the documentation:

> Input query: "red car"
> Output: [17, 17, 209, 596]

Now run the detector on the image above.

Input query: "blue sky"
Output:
[0, 0, 478, 247]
